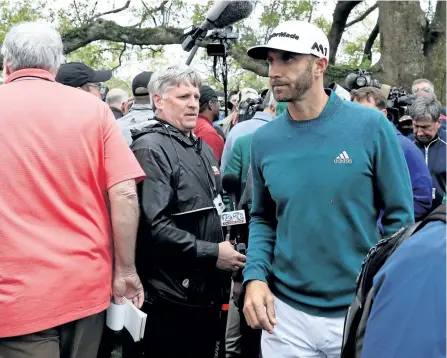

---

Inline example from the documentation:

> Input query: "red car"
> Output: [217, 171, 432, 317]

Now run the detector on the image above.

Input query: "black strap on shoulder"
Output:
[414, 203, 446, 235]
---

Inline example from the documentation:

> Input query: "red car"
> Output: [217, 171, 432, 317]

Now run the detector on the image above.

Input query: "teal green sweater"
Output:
[243, 90, 414, 317]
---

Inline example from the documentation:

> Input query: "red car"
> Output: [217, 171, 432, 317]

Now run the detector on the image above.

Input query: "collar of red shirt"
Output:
[5, 68, 55, 84]
[197, 114, 213, 125]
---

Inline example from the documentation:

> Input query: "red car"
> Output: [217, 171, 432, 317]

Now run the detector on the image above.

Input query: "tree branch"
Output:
[140, 0, 169, 26]
[346, 3, 378, 28]
[72, 0, 83, 24]
[111, 43, 127, 71]
[91, 0, 99, 18]
[327, 0, 362, 64]
[231, 46, 268, 77]
[92, 0, 131, 20]
[361, 21, 379, 64]
[62, 19, 184, 53]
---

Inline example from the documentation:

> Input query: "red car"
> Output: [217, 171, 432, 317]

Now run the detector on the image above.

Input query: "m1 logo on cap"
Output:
[311, 42, 328, 57]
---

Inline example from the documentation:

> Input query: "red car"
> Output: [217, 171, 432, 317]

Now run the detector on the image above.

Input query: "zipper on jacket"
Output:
[424, 138, 438, 165]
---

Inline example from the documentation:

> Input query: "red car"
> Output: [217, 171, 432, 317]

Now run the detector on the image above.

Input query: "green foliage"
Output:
[0, 0, 382, 84]
[105, 77, 132, 94]
[191, 1, 213, 26]
[0, 0, 46, 42]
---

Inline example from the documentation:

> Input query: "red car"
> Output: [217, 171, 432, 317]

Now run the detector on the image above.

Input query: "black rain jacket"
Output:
[131, 119, 226, 307]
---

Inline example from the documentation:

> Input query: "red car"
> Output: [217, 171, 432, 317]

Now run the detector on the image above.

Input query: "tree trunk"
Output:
[425, 0, 446, 100]
[361, 21, 379, 64]
[327, 1, 361, 64]
[377, 1, 445, 98]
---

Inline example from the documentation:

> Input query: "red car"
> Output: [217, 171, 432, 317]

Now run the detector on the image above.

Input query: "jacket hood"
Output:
[131, 117, 197, 147]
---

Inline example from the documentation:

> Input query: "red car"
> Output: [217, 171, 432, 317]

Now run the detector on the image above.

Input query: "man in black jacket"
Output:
[130, 65, 246, 358]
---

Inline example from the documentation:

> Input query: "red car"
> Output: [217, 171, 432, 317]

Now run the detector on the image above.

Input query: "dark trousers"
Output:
[140, 297, 221, 358]
[0, 312, 105, 358]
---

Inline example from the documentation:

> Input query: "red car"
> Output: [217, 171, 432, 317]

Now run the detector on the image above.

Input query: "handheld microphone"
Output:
[182, 1, 254, 52]
[222, 174, 239, 211]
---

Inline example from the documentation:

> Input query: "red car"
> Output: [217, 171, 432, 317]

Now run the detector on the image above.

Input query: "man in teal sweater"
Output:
[242, 20, 414, 357]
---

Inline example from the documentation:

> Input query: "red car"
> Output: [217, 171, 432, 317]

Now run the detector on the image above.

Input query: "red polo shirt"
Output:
[0, 69, 145, 337]
[195, 114, 224, 162]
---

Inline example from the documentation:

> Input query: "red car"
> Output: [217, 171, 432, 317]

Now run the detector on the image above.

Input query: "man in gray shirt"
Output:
[118, 71, 155, 145]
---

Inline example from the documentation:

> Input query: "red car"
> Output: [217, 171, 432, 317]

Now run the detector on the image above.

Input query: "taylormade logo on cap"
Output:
[268, 32, 300, 41]
[247, 20, 330, 61]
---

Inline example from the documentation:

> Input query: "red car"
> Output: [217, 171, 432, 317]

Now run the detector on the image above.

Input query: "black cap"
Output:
[199, 85, 217, 106]
[132, 71, 153, 96]
[56, 62, 112, 88]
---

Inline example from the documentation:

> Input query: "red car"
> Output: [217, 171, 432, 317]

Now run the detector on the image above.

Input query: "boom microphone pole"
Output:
[182, 1, 254, 65]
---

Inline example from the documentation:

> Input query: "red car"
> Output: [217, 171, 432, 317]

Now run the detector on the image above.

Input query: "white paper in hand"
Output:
[106, 297, 147, 342]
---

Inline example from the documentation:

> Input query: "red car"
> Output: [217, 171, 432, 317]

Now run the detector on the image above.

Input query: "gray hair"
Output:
[412, 78, 434, 94]
[1, 21, 64, 74]
[148, 65, 202, 102]
[262, 89, 277, 109]
[106, 88, 129, 107]
[409, 93, 441, 122]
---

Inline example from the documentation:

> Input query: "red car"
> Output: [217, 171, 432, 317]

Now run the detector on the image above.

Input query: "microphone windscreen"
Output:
[222, 173, 240, 194]
[212, 1, 254, 29]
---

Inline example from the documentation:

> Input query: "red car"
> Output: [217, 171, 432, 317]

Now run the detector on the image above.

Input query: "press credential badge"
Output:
[213, 194, 225, 215]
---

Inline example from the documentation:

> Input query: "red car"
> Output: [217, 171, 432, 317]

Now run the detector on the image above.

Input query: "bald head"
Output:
[106, 88, 130, 115]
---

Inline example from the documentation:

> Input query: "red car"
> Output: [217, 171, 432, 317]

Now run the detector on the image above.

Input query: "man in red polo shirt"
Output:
[195, 85, 225, 162]
[0, 21, 146, 358]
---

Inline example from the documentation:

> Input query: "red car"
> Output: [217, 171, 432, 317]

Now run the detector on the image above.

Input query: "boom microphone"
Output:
[210, 1, 253, 29]
[182, 1, 254, 52]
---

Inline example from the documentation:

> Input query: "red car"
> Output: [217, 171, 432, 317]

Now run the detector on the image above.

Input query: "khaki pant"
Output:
[0, 312, 105, 358]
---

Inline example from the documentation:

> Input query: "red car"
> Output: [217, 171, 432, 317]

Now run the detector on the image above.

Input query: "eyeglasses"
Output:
[87, 82, 107, 95]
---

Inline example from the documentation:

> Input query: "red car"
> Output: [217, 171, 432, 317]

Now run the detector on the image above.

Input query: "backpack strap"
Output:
[342, 204, 446, 358]
[413, 203, 446, 235]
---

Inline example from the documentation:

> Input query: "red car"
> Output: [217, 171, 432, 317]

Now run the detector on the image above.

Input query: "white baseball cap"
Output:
[247, 20, 330, 60]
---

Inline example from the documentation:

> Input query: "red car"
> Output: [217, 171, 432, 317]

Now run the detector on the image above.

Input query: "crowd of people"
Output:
[0, 17, 445, 358]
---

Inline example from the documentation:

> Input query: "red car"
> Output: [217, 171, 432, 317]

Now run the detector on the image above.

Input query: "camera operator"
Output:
[410, 94, 447, 211]
[351, 87, 432, 221]
[130, 65, 246, 358]
[221, 90, 277, 173]
[221, 88, 259, 138]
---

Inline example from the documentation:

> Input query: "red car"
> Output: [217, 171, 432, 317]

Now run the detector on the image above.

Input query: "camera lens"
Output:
[356, 76, 367, 87]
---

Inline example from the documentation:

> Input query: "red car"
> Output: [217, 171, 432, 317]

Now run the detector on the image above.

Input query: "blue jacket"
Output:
[378, 130, 432, 230]
[397, 131, 432, 220]
[362, 221, 446, 358]
[414, 134, 447, 210]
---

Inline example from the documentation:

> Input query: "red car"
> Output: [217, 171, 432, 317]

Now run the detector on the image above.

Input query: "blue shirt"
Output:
[362, 221, 446, 358]
[243, 90, 414, 317]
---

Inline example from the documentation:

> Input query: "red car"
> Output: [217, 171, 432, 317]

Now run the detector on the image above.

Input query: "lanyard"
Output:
[195, 139, 218, 198]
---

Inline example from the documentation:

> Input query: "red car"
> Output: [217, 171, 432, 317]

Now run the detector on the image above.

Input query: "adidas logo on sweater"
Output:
[334, 151, 352, 164]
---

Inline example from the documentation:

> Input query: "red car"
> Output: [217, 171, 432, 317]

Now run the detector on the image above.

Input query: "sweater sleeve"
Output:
[373, 115, 415, 237]
[222, 138, 244, 211]
[242, 133, 277, 286]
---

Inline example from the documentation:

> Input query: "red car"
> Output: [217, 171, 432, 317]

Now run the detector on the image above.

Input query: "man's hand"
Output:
[216, 241, 246, 272]
[232, 281, 243, 308]
[113, 269, 145, 309]
[243, 280, 276, 334]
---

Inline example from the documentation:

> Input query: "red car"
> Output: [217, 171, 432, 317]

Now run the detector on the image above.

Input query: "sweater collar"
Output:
[284, 89, 341, 128]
